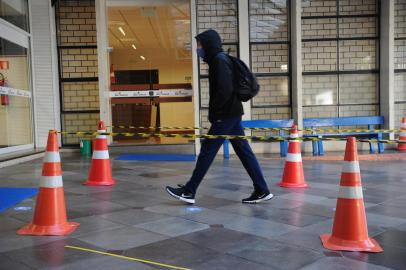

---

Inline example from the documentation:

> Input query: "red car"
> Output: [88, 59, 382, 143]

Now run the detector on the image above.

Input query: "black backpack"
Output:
[227, 55, 260, 102]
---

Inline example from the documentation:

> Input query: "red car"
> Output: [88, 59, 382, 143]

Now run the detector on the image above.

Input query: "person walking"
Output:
[166, 29, 273, 204]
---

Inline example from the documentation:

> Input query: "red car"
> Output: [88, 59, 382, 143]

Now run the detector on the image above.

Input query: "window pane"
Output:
[303, 75, 337, 106]
[302, 18, 337, 40]
[339, 39, 377, 70]
[199, 78, 209, 108]
[338, 17, 377, 38]
[302, 0, 336, 17]
[0, 37, 32, 148]
[395, 0, 406, 39]
[0, 0, 29, 32]
[0, 37, 29, 91]
[252, 76, 289, 106]
[395, 40, 406, 70]
[302, 41, 337, 72]
[196, 0, 238, 43]
[339, 74, 378, 104]
[251, 43, 289, 73]
[395, 73, 406, 102]
[249, 0, 288, 42]
[339, 104, 378, 117]
[303, 105, 338, 118]
[338, 0, 377, 16]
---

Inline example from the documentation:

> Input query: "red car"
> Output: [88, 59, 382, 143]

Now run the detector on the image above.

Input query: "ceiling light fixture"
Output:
[132, 44, 137, 50]
[118, 26, 126, 36]
[140, 56, 146, 60]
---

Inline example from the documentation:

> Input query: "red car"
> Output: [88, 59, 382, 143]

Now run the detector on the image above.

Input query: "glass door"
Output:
[0, 0, 33, 155]
[106, 0, 194, 145]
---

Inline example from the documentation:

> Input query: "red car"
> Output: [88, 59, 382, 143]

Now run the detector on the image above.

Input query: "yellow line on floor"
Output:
[65, 245, 192, 270]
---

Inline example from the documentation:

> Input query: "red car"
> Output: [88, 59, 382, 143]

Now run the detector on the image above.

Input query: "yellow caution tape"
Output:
[106, 125, 403, 133]
[65, 245, 191, 270]
[58, 131, 406, 144]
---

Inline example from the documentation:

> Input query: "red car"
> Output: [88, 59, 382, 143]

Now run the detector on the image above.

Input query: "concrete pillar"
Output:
[238, 0, 251, 121]
[380, 0, 395, 132]
[95, 0, 112, 143]
[291, 0, 303, 128]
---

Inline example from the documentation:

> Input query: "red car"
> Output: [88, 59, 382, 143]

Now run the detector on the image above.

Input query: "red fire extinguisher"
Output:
[0, 73, 9, 106]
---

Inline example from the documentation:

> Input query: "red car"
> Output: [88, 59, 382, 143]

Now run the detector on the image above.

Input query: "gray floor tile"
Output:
[73, 226, 169, 250]
[229, 238, 323, 270]
[179, 227, 264, 253]
[124, 238, 219, 269]
[40, 255, 157, 270]
[99, 208, 169, 225]
[135, 217, 209, 237]
[70, 216, 125, 237]
[299, 257, 392, 270]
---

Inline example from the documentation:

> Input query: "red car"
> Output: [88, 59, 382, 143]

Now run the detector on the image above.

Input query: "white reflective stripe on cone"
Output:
[338, 186, 363, 199]
[399, 132, 406, 137]
[93, 150, 109, 159]
[342, 161, 360, 173]
[286, 153, 302, 162]
[43, 152, 61, 163]
[401, 123, 406, 128]
[290, 133, 299, 138]
[97, 130, 107, 139]
[40, 176, 63, 188]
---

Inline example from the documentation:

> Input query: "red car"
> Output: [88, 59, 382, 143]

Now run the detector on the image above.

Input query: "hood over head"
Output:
[195, 29, 223, 63]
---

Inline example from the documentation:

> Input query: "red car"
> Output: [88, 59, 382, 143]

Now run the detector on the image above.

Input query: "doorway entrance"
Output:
[107, 0, 194, 145]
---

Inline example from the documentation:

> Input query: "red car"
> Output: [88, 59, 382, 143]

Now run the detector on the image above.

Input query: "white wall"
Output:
[30, 0, 60, 148]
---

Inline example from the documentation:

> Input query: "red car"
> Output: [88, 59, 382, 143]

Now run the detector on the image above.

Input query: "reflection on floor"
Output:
[0, 154, 405, 269]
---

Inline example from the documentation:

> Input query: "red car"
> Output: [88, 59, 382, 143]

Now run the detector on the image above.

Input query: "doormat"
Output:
[0, 187, 38, 213]
[116, 154, 196, 161]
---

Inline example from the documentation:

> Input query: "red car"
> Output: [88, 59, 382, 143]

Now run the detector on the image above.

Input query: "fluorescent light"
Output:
[140, 55, 146, 60]
[118, 26, 126, 36]
[132, 44, 137, 50]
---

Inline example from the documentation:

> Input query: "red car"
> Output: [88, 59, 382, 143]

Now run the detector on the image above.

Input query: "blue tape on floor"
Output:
[0, 187, 38, 213]
[116, 154, 196, 161]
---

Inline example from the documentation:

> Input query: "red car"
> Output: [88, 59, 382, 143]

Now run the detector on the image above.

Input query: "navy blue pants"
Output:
[185, 116, 270, 195]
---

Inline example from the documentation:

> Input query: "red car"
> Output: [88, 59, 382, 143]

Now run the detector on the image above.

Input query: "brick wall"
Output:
[339, 74, 378, 104]
[196, 0, 238, 43]
[395, 0, 406, 38]
[301, 0, 378, 119]
[251, 44, 289, 73]
[253, 77, 289, 106]
[339, 40, 377, 70]
[249, 0, 290, 122]
[395, 0, 406, 129]
[57, 0, 99, 144]
[303, 75, 337, 106]
[302, 41, 337, 71]
[302, 0, 336, 16]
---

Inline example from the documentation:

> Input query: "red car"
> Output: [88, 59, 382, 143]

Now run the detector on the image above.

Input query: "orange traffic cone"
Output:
[17, 131, 79, 236]
[398, 117, 406, 151]
[84, 121, 116, 186]
[320, 137, 383, 252]
[278, 125, 308, 188]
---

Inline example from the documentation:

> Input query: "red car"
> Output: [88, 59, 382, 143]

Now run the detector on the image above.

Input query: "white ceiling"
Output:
[108, 0, 191, 63]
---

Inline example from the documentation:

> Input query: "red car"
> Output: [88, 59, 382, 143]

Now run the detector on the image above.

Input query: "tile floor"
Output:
[0, 153, 405, 270]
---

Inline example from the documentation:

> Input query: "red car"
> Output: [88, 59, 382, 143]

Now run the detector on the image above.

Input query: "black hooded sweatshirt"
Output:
[195, 29, 244, 123]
